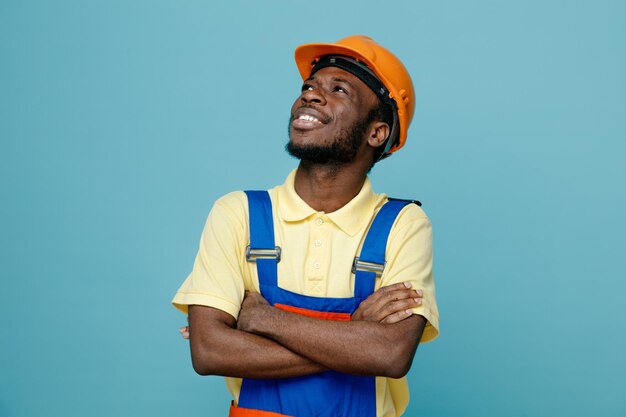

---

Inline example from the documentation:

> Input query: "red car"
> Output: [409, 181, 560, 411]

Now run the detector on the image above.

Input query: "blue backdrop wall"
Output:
[1, 1, 625, 416]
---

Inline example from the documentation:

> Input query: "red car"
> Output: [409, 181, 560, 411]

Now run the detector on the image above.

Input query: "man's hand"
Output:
[188, 304, 327, 378]
[178, 292, 273, 340]
[179, 315, 190, 339]
[237, 291, 271, 333]
[178, 283, 423, 339]
[179, 325, 190, 339]
[352, 282, 422, 324]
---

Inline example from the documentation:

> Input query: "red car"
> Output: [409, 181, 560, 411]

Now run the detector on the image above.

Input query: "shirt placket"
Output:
[307, 214, 331, 296]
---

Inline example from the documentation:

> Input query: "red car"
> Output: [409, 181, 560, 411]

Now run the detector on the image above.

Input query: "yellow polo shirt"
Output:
[172, 169, 439, 417]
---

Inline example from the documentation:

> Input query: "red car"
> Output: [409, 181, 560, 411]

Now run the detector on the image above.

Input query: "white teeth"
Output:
[298, 114, 320, 123]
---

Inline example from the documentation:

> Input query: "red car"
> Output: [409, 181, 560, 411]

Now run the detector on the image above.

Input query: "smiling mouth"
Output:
[291, 109, 327, 130]
[297, 114, 322, 123]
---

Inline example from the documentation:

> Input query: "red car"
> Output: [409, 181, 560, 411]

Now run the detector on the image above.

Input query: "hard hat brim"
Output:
[295, 43, 378, 80]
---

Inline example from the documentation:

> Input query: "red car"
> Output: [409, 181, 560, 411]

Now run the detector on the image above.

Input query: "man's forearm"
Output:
[239, 306, 425, 378]
[189, 305, 326, 379]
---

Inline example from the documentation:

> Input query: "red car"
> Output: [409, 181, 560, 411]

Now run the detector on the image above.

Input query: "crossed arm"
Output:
[186, 282, 426, 379]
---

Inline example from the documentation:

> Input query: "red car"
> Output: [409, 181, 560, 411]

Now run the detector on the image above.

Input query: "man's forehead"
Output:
[306, 67, 368, 91]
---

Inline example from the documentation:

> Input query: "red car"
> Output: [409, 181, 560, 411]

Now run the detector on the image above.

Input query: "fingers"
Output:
[380, 308, 414, 324]
[379, 288, 423, 303]
[353, 282, 424, 322]
[379, 281, 415, 292]
[356, 293, 422, 323]
[370, 286, 423, 311]
[241, 291, 269, 307]
[376, 297, 421, 322]
[179, 325, 190, 340]
[181, 316, 190, 340]
[241, 291, 256, 307]
[370, 283, 424, 323]
[378, 282, 422, 297]
[359, 282, 420, 308]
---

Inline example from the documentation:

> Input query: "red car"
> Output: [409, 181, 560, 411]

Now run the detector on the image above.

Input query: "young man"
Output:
[172, 35, 439, 417]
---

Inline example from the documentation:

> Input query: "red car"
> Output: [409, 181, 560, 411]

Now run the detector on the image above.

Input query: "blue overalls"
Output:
[229, 190, 418, 417]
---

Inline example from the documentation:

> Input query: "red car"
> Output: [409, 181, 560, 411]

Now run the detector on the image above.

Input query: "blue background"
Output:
[1, 1, 625, 416]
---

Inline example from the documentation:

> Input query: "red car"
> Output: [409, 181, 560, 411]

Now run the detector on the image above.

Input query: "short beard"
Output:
[286, 108, 375, 165]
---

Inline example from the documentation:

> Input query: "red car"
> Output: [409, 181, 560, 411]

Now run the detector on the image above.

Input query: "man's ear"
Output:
[367, 121, 390, 149]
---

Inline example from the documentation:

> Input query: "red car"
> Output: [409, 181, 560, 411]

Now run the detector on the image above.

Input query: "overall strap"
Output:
[244, 190, 280, 287]
[353, 199, 420, 299]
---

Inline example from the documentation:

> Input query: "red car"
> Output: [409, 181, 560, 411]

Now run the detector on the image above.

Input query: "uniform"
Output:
[172, 169, 439, 417]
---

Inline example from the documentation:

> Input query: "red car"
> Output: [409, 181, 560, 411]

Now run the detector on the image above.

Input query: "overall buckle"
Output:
[246, 246, 281, 262]
[351, 257, 385, 277]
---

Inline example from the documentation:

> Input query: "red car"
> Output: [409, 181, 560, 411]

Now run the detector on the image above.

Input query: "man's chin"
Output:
[285, 141, 355, 165]
[286, 142, 331, 163]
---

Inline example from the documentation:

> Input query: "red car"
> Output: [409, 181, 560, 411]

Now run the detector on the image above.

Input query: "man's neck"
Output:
[294, 161, 368, 213]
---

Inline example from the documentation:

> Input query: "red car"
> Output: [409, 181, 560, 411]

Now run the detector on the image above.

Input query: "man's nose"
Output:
[301, 88, 327, 105]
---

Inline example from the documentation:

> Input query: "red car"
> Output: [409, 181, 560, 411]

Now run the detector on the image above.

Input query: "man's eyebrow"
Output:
[303, 75, 356, 89]
[332, 77, 355, 89]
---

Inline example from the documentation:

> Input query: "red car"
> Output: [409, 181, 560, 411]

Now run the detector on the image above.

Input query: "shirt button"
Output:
[314, 239, 322, 246]
[315, 218, 323, 226]
[313, 261, 321, 269]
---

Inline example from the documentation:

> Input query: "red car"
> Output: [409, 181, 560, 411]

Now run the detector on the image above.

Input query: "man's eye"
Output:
[334, 86, 348, 94]
[301, 84, 314, 92]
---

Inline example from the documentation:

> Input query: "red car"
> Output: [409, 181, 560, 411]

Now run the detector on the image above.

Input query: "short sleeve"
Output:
[171, 192, 250, 319]
[378, 204, 439, 342]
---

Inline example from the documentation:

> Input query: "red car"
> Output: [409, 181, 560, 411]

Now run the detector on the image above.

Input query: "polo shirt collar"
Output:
[277, 169, 379, 236]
